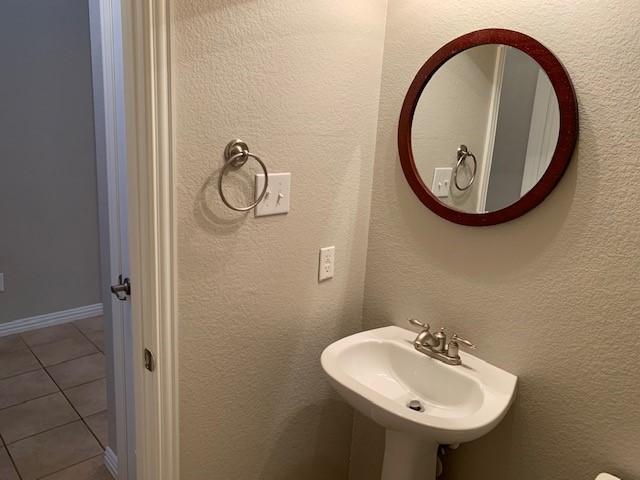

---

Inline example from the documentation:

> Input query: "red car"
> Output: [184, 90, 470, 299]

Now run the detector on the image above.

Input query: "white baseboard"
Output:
[104, 447, 118, 479]
[0, 303, 104, 337]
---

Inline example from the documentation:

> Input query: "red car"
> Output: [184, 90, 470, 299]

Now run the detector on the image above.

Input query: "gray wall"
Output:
[0, 0, 101, 323]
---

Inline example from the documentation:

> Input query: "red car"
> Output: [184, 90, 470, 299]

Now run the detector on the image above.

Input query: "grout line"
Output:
[0, 366, 44, 383]
[3, 408, 107, 447]
[0, 391, 59, 414]
[63, 376, 107, 394]
[72, 323, 105, 355]
[19, 325, 82, 349]
[5, 418, 80, 446]
[21, 336, 107, 459]
[33, 453, 104, 480]
[19, 323, 104, 351]
[0, 376, 106, 414]
[40, 349, 104, 369]
[1, 432, 24, 480]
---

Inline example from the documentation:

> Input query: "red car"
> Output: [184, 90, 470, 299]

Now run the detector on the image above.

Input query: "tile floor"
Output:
[0, 317, 112, 479]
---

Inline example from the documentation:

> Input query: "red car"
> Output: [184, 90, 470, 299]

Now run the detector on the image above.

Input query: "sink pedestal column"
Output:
[381, 430, 439, 480]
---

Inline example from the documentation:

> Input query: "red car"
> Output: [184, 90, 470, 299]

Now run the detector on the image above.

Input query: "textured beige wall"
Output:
[352, 1, 640, 479]
[173, 1, 387, 478]
[0, 0, 101, 323]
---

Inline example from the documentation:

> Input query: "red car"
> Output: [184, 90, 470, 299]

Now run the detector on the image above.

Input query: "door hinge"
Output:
[144, 348, 155, 372]
[110, 274, 131, 301]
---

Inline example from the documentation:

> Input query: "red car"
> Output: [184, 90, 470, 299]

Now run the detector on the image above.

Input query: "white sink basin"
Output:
[321, 326, 517, 480]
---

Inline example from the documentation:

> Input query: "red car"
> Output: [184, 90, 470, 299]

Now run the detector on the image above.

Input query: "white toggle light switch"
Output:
[432, 168, 453, 198]
[318, 246, 335, 282]
[255, 173, 291, 217]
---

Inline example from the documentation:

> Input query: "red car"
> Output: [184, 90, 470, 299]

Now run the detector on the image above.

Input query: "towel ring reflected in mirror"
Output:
[453, 145, 477, 191]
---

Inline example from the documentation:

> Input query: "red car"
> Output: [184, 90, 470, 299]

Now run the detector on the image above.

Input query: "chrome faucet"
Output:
[408, 319, 476, 366]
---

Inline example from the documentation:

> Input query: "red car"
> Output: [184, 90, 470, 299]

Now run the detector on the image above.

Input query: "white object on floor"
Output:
[596, 474, 620, 480]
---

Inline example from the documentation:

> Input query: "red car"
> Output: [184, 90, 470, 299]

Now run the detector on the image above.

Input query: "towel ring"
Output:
[453, 144, 477, 191]
[218, 139, 269, 212]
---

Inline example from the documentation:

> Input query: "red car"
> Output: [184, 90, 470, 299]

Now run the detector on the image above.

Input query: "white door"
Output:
[521, 69, 561, 196]
[89, 0, 136, 478]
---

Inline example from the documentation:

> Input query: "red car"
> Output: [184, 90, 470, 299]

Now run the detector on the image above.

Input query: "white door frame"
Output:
[120, 1, 179, 479]
[92, 0, 178, 478]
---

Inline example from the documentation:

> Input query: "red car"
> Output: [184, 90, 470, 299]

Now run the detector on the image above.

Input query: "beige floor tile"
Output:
[21, 324, 85, 348]
[40, 455, 112, 480]
[0, 369, 58, 409]
[65, 379, 107, 417]
[73, 316, 104, 335]
[0, 349, 41, 380]
[84, 410, 109, 448]
[0, 335, 27, 354]
[0, 392, 79, 444]
[8, 421, 102, 480]
[46, 353, 105, 389]
[31, 336, 98, 366]
[0, 448, 20, 480]
[85, 329, 106, 352]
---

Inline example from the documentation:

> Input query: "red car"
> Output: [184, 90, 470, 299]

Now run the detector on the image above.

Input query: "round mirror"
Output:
[399, 30, 578, 226]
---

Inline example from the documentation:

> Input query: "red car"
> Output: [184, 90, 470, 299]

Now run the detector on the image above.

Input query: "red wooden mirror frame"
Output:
[398, 29, 578, 226]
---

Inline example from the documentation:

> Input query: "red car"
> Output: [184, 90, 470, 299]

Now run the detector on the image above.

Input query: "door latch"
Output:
[144, 348, 155, 372]
[110, 274, 131, 301]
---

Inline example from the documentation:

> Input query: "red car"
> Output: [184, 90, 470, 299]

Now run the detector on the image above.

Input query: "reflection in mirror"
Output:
[412, 45, 560, 213]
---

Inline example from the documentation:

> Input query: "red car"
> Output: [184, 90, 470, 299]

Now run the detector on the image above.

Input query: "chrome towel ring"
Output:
[453, 144, 477, 191]
[218, 139, 269, 212]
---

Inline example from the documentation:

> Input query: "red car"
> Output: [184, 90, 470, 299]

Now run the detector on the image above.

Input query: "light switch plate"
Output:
[255, 173, 291, 217]
[0, 273, 4, 292]
[432, 168, 453, 198]
[319, 247, 335, 282]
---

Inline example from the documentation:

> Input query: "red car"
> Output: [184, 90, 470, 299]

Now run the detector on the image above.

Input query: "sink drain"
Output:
[407, 399, 424, 412]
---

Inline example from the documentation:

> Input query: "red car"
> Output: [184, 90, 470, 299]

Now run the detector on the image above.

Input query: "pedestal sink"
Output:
[321, 326, 517, 480]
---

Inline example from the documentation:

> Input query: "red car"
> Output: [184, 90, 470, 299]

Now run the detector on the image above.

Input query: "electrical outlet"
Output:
[318, 247, 335, 282]
[0, 273, 4, 292]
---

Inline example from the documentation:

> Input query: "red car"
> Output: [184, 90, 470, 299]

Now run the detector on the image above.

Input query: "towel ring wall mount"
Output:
[218, 139, 269, 212]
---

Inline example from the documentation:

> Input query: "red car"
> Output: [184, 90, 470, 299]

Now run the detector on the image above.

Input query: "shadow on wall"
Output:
[193, 164, 253, 235]
[259, 400, 353, 480]
[441, 406, 517, 480]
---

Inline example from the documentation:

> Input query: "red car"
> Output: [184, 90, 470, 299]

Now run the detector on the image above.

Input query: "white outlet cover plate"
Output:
[255, 173, 291, 217]
[319, 246, 335, 282]
[432, 168, 453, 198]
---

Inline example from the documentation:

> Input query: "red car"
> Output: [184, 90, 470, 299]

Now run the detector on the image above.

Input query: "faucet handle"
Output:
[445, 334, 476, 360]
[451, 333, 476, 350]
[408, 318, 430, 331]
